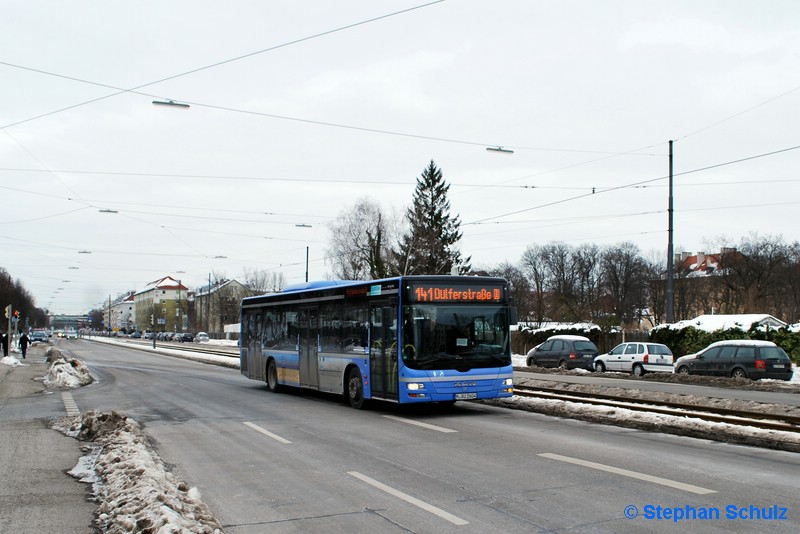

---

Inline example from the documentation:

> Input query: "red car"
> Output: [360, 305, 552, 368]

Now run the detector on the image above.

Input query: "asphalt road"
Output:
[51, 339, 800, 533]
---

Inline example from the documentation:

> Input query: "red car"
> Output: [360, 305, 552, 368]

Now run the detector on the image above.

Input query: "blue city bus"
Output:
[239, 275, 516, 408]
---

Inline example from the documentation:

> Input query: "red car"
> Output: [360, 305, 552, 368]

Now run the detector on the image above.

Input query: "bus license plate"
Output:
[455, 392, 477, 400]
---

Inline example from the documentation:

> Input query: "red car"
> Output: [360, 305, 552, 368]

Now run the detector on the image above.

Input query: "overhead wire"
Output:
[0, 0, 447, 130]
[466, 143, 800, 225]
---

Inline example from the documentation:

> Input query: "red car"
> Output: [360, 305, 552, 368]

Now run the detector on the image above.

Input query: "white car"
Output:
[594, 342, 673, 376]
[194, 332, 210, 343]
[65, 330, 78, 339]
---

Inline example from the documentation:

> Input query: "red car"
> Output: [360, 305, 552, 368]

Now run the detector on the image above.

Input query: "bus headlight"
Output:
[406, 383, 425, 391]
[502, 378, 513, 386]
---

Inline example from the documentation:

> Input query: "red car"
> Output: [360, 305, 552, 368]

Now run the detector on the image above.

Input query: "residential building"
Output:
[105, 292, 136, 333]
[193, 279, 250, 337]
[133, 276, 189, 333]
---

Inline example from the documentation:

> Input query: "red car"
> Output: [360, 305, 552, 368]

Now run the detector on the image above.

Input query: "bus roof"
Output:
[280, 280, 361, 293]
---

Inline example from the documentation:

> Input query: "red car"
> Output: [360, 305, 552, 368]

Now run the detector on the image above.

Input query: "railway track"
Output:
[513, 385, 800, 434]
[115, 339, 239, 358]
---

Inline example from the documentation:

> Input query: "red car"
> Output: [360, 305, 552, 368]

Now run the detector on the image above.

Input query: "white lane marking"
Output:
[538, 453, 716, 495]
[61, 391, 80, 416]
[243, 422, 292, 444]
[382, 415, 458, 433]
[348, 471, 469, 526]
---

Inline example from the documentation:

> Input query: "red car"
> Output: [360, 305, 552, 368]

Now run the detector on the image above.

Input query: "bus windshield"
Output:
[401, 304, 512, 371]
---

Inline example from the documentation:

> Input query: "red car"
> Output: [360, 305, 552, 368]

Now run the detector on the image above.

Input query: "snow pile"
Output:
[517, 321, 601, 334]
[489, 392, 800, 452]
[655, 313, 785, 332]
[57, 411, 223, 534]
[43, 348, 93, 388]
[1, 355, 23, 367]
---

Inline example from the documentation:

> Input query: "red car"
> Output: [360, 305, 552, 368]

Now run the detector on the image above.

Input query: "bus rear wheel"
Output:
[266, 360, 281, 393]
[347, 367, 366, 410]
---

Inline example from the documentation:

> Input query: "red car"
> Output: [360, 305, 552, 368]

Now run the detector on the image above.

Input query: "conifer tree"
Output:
[393, 160, 470, 275]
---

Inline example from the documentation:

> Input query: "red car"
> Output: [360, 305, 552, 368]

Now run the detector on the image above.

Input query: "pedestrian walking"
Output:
[18, 331, 30, 359]
[0, 331, 7, 358]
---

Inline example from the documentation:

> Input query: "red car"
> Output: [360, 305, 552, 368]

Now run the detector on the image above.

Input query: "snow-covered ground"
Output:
[1, 345, 797, 532]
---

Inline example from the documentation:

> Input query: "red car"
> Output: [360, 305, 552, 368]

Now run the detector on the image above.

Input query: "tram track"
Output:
[101, 338, 239, 359]
[513, 384, 800, 434]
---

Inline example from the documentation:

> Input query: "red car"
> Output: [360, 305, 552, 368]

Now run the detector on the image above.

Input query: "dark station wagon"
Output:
[674, 340, 794, 381]
[526, 335, 599, 370]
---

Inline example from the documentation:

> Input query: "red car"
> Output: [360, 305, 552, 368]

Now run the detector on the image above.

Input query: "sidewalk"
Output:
[0, 348, 96, 533]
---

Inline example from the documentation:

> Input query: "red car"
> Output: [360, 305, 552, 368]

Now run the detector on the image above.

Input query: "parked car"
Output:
[30, 330, 49, 343]
[674, 339, 794, 380]
[130, 331, 142, 339]
[594, 342, 674, 376]
[195, 332, 209, 343]
[176, 332, 194, 342]
[526, 334, 599, 370]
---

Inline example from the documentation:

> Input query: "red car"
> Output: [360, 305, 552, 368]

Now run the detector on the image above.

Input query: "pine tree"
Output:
[393, 160, 471, 275]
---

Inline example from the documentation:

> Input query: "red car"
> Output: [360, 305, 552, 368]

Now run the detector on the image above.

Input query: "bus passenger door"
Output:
[298, 308, 319, 389]
[369, 304, 398, 401]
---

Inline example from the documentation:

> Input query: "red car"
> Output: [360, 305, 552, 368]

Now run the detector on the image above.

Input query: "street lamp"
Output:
[152, 99, 190, 109]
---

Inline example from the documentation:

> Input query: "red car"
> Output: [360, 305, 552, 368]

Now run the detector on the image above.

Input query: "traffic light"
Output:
[150, 314, 154, 326]
[13, 310, 19, 318]
[3, 305, 9, 319]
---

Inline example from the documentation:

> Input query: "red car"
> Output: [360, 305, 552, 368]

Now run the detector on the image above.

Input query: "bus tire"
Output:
[346, 366, 366, 410]
[266, 359, 281, 393]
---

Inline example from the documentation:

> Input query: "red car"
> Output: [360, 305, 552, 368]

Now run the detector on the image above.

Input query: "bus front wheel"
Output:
[347, 367, 366, 410]
[266, 360, 281, 393]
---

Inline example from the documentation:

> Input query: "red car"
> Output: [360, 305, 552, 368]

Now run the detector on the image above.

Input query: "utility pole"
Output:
[666, 140, 674, 324]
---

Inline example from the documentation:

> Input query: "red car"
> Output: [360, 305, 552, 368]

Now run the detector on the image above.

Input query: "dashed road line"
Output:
[382, 415, 458, 433]
[538, 453, 716, 495]
[243, 422, 292, 444]
[348, 471, 469, 526]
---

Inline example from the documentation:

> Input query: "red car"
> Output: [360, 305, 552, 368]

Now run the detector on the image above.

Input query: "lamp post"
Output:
[666, 140, 674, 324]
[177, 279, 182, 333]
[294, 224, 312, 283]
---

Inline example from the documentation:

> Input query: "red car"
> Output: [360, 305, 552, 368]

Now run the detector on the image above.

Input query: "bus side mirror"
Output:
[509, 307, 518, 325]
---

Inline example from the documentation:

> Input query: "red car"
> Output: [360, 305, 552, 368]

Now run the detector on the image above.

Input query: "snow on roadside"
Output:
[43, 349, 224, 533]
[1, 355, 24, 367]
[487, 393, 800, 452]
[54, 412, 223, 534]
[43, 349, 93, 388]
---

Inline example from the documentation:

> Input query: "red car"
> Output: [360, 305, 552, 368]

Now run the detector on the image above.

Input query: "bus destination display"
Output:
[410, 283, 503, 303]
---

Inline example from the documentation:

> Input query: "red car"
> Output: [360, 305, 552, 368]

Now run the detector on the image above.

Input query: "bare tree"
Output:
[572, 243, 602, 321]
[601, 242, 649, 326]
[540, 242, 577, 321]
[488, 262, 533, 322]
[520, 244, 549, 325]
[242, 268, 285, 295]
[778, 241, 800, 322]
[717, 234, 789, 313]
[326, 197, 397, 280]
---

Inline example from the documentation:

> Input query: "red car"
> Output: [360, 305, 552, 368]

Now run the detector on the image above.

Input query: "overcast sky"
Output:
[2, 0, 799, 315]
